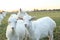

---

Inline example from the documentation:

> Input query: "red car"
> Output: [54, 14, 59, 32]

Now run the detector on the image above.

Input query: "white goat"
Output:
[0, 11, 7, 25]
[6, 14, 29, 40]
[2, 11, 7, 17]
[23, 16, 56, 40]
[6, 14, 18, 40]
[15, 19, 29, 40]
[17, 9, 28, 20]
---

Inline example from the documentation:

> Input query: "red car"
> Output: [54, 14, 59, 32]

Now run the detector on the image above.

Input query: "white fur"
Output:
[17, 10, 28, 19]
[6, 13, 29, 40]
[6, 25, 18, 40]
[15, 19, 29, 40]
[23, 16, 56, 40]
[6, 14, 18, 40]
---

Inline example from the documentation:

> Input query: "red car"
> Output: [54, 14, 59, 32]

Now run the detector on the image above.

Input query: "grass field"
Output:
[0, 11, 60, 40]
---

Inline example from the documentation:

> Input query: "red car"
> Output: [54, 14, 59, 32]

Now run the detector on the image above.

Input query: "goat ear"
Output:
[29, 16, 36, 21]
[0, 12, 2, 14]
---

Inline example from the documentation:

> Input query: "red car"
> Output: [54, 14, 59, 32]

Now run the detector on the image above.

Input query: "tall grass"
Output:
[0, 13, 11, 40]
[0, 11, 60, 40]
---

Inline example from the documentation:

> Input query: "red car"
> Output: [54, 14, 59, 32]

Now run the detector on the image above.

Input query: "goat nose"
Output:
[12, 27, 14, 30]
[25, 24, 27, 27]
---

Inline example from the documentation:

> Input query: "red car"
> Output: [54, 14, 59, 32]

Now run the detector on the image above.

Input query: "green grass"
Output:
[0, 13, 11, 40]
[0, 11, 60, 40]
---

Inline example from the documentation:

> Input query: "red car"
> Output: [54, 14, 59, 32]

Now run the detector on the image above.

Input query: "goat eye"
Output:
[15, 21, 17, 23]
[29, 19, 31, 21]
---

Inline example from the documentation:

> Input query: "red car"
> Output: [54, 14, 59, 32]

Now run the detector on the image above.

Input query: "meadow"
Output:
[0, 11, 60, 40]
